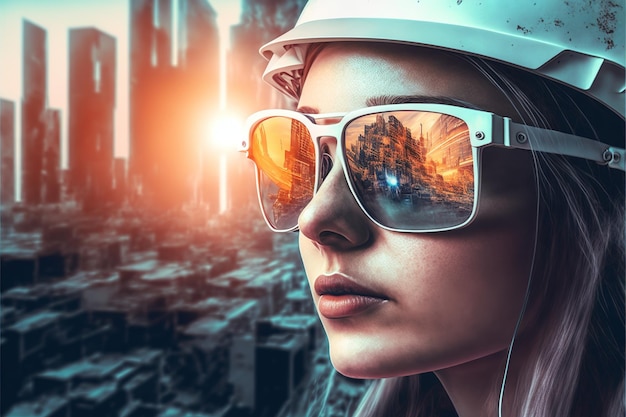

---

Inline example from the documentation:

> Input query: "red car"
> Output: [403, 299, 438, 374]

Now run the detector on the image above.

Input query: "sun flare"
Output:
[208, 113, 243, 151]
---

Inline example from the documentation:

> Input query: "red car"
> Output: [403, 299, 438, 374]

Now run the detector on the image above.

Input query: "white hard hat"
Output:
[260, 0, 625, 118]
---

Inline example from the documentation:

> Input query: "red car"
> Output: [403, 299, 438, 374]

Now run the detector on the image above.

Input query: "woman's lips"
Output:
[317, 294, 387, 319]
[314, 273, 388, 319]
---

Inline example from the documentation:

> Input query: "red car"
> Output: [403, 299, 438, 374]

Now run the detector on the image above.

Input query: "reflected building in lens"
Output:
[280, 120, 314, 194]
[348, 112, 472, 205]
[274, 120, 314, 224]
[130, 0, 219, 210]
[426, 114, 473, 201]
[350, 113, 424, 189]
[427, 115, 472, 172]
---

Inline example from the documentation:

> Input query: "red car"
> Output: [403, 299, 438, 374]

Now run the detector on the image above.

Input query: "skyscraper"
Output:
[0, 99, 15, 206]
[21, 19, 47, 205]
[113, 157, 127, 204]
[42, 108, 61, 203]
[130, 0, 219, 210]
[68, 27, 116, 211]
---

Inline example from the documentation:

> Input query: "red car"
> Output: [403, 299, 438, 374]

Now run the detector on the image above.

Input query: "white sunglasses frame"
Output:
[240, 103, 625, 233]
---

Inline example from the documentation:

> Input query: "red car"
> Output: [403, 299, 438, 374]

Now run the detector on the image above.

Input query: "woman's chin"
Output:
[330, 356, 383, 380]
[327, 336, 410, 379]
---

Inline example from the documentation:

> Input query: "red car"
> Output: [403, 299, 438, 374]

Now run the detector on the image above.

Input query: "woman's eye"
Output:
[320, 147, 334, 181]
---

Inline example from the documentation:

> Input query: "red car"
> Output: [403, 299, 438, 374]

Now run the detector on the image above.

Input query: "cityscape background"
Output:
[0, 1, 369, 416]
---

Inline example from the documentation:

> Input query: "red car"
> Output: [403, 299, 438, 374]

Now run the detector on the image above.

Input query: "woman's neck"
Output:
[434, 343, 529, 417]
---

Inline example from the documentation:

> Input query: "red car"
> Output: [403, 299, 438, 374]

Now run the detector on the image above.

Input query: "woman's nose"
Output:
[298, 158, 372, 250]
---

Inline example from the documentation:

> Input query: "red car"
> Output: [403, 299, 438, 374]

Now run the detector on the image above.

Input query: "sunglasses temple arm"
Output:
[506, 120, 625, 172]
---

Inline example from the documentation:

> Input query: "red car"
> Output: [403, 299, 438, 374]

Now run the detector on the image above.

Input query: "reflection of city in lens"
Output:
[253, 111, 474, 230]
[345, 111, 474, 228]
[252, 117, 314, 229]
[274, 119, 315, 227]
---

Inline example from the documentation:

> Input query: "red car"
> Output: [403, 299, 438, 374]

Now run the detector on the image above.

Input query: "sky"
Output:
[0, 0, 241, 199]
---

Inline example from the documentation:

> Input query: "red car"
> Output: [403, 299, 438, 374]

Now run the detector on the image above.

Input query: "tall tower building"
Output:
[130, 0, 219, 210]
[68, 27, 116, 211]
[43, 108, 61, 203]
[0, 99, 16, 206]
[21, 19, 47, 205]
[113, 157, 127, 204]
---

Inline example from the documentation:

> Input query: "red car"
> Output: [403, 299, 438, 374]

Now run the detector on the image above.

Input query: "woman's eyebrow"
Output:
[296, 105, 320, 114]
[296, 95, 482, 114]
[366, 95, 483, 110]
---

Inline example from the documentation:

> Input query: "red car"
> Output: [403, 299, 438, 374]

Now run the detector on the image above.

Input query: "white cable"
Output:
[498, 153, 542, 417]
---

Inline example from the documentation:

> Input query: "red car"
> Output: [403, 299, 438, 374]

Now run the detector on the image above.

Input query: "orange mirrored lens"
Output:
[250, 116, 315, 230]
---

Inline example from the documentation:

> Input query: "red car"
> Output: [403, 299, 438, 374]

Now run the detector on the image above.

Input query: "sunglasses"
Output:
[240, 103, 624, 233]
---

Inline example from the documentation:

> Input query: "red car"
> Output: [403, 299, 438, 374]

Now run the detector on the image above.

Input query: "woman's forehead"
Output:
[299, 42, 517, 117]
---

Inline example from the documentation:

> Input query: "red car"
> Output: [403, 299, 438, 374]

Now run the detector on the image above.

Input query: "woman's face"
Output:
[297, 43, 538, 379]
